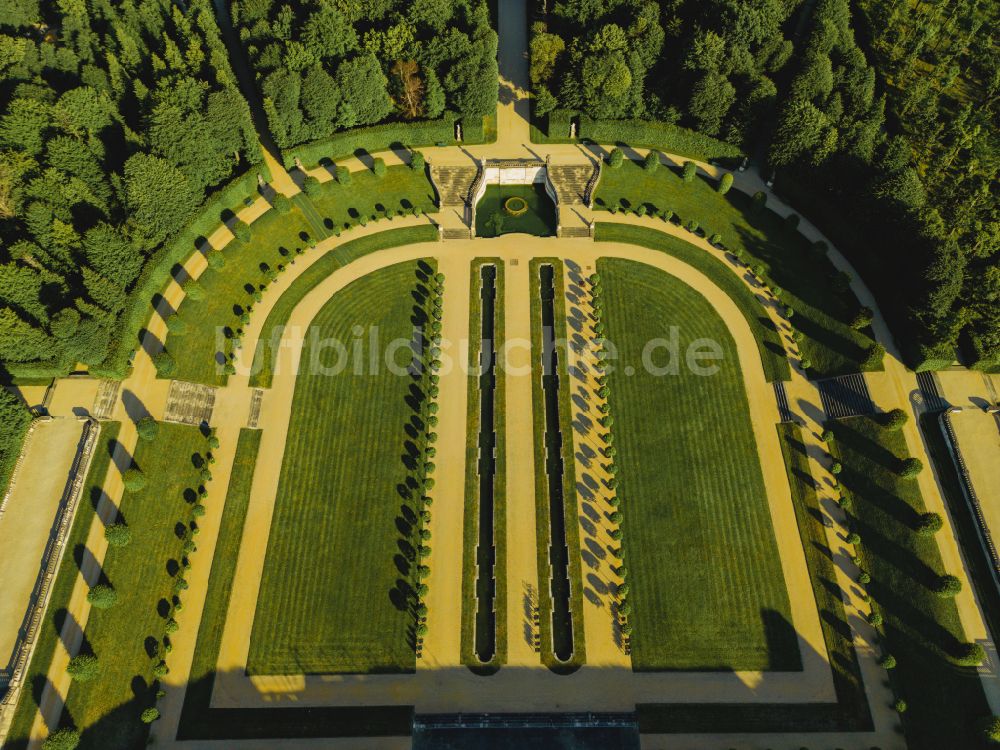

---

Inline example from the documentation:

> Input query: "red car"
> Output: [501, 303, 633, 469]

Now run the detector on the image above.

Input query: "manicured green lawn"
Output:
[594, 223, 790, 382]
[64, 422, 208, 750]
[599, 259, 798, 671]
[249, 225, 440, 388]
[177, 428, 413, 739]
[166, 165, 438, 387]
[475, 184, 557, 237]
[308, 164, 438, 232]
[461, 258, 508, 669]
[594, 160, 877, 378]
[831, 415, 991, 749]
[248, 260, 432, 675]
[4, 423, 121, 750]
[164, 204, 312, 386]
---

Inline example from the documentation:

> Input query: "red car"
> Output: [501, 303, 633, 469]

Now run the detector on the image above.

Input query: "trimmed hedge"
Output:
[94, 168, 268, 378]
[0, 388, 32, 497]
[285, 115, 489, 169]
[579, 116, 742, 162]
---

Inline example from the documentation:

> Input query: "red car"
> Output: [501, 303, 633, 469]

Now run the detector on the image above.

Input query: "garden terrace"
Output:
[2, 423, 121, 750]
[598, 258, 799, 671]
[831, 415, 991, 748]
[594, 159, 878, 378]
[594, 223, 790, 382]
[164, 166, 438, 386]
[248, 225, 440, 389]
[247, 260, 434, 675]
[62, 423, 209, 750]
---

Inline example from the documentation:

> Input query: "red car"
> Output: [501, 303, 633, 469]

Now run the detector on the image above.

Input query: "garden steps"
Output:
[430, 165, 480, 207]
[547, 164, 597, 206]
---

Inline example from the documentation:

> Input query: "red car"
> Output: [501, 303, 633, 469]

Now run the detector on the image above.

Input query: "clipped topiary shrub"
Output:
[42, 729, 80, 750]
[717, 172, 733, 194]
[410, 151, 425, 170]
[643, 150, 660, 173]
[87, 583, 118, 609]
[123, 467, 146, 492]
[67, 654, 99, 681]
[302, 175, 322, 198]
[607, 147, 624, 168]
[934, 574, 962, 597]
[373, 157, 387, 177]
[681, 160, 697, 182]
[883, 408, 908, 430]
[271, 193, 292, 214]
[916, 511, 943, 536]
[897, 457, 923, 478]
[851, 306, 874, 330]
[231, 219, 251, 243]
[105, 523, 131, 548]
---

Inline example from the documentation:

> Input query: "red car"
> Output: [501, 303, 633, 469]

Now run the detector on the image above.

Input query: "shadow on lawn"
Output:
[389, 261, 436, 654]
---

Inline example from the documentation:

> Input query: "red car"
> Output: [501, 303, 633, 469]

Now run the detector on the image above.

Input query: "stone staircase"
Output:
[430, 165, 480, 207]
[547, 163, 598, 206]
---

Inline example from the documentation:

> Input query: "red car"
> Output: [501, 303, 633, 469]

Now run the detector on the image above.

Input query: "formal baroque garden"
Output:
[1, 1, 998, 749]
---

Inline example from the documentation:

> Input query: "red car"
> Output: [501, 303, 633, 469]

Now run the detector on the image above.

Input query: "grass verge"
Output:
[63, 423, 208, 750]
[594, 160, 876, 378]
[461, 258, 507, 670]
[830, 415, 991, 749]
[3, 423, 121, 750]
[249, 225, 440, 389]
[594, 223, 789, 382]
[600, 258, 797, 671]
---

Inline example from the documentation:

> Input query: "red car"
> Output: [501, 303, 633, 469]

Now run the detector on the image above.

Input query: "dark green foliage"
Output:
[302, 176, 322, 199]
[934, 574, 962, 598]
[682, 161, 697, 182]
[916, 512, 943, 536]
[883, 408, 909, 431]
[643, 150, 659, 173]
[0, 388, 31, 496]
[898, 457, 924, 478]
[231, 220, 251, 243]
[607, 147, 624, 168]
[136, 416, 158, 442]
[0, 0, 261, 374]
[238, 0, 496, 150]
[41, 729, 80, 750]
[104, 523, 132, 548]
[86, 583, 118, 609]
[67, 653, 99, 682]
[272, 193, 292, 214]
[717, 173, 733, 195]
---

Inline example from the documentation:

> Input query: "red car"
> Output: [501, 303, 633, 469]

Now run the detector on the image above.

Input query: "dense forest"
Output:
[533, 0, 999, 368]
[231, 0, 499, 150]
[0, 0, 260, 374]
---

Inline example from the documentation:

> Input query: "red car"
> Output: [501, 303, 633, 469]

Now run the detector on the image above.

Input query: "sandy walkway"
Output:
[0, 419, 85, 666]
[419, 252, 471, 668]
[561, 262, 629, 667]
